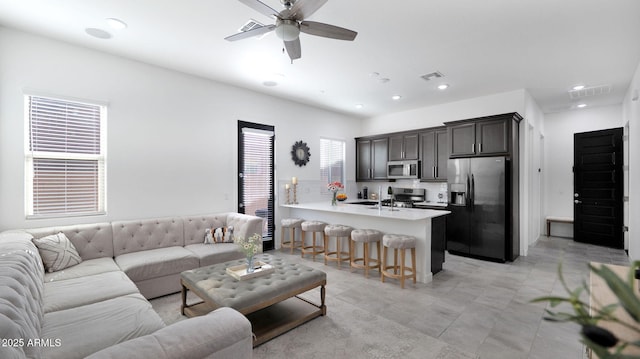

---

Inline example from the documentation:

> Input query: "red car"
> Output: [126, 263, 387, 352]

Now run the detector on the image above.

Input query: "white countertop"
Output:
[281, 202, 450, 221]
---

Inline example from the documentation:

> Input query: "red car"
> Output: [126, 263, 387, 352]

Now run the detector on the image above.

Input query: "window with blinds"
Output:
[25, 95, 106, 218]
[320, 138, 346, 193]
[238, 122, 274, 247]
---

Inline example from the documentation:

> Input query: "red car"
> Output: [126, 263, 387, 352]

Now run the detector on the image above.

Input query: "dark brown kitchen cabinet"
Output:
[388, 132, 419, 161]
[356, 136, 388, 181]
[446, 113, 522, 158]
[420, 127, 448, 181]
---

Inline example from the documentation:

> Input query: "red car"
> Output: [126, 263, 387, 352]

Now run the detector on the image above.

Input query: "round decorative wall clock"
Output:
[291, 140, 310, 167]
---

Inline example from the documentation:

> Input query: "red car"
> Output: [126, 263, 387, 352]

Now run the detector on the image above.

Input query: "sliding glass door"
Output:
[238, 121, 274, 251]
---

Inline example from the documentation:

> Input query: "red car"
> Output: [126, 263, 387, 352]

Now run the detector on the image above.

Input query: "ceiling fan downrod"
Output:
[281, 0, 295, 9]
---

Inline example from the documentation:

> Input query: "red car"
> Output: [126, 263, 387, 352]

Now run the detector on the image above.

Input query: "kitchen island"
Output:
[280, 202, 450, 283]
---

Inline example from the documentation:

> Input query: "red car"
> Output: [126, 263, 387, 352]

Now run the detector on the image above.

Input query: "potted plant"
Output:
[532, 261, 640, 358]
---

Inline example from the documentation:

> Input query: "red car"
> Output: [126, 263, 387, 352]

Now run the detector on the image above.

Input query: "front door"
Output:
[573, 128, 623, 248]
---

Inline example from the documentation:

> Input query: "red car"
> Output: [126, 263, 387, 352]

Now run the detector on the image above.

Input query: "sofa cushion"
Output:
[184, 243, 244, 267]
[115, 246, 198, 282]
[44, 257, 121, 283]
[0, 234, 45, 359]
[44, 271, 139, 313]
[85, 307, 253, 359]
[27, 222, 114, 260]
[112, 217, 184, 256]
[183, 214, 228, 246]
[33, 232, 83, 272]
[42, 293, 165, 359]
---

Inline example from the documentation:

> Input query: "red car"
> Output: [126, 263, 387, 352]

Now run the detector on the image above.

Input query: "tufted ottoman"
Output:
[180, 253, 326, 346]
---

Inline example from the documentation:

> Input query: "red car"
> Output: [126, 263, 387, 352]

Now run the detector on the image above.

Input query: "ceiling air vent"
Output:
[568, 84, 612, 99]
[421, 71, 444, 81]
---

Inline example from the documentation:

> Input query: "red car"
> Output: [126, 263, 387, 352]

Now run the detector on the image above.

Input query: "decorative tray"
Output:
[226, 261, 275, 281]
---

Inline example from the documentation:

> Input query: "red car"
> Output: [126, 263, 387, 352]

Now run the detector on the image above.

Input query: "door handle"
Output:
[574, 200, 582, 204]
[466, 175, 471, 208]
[471, 174, 475, 207]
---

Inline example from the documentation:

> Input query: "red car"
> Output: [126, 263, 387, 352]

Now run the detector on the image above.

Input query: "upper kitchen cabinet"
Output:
[388, 132, 419, 161]
[420, 127, 448, 181]
[446, 113, 522, 158]
[356, 136, 389, 181]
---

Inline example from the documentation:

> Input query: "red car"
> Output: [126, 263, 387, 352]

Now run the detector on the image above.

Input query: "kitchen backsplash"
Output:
[356, 180, 448, 203]
[277, 179, 448, 205]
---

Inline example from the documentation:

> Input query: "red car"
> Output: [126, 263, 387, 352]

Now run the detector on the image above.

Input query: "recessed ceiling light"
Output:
[572, 85, 585, 91]
[437, 84, 449, 90]
[577, 103, 587, 108]
[355, 104, 364, 109]
[263, 80, 278, 87]
[106, 18, 127, 30]
[85, 28, 112, 39]
[391, 95, 401, 100]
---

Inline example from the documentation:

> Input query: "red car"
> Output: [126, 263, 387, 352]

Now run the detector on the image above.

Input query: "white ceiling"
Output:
[1, 0, 639, 118]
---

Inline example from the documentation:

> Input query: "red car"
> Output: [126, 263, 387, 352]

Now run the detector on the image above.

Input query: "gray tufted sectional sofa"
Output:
[0, 213, 263, 359]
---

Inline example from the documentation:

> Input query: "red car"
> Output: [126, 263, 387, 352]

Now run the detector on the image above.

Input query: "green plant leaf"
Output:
[590, 264, 640, 322]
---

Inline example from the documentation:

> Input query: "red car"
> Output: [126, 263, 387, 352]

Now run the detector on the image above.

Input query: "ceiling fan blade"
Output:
[289, 0, 328, 20]
[300, 21, 357, 41]
[224, 24, 276, 41]
[238, 0, 280, 19]
[284, 38, 302, 60]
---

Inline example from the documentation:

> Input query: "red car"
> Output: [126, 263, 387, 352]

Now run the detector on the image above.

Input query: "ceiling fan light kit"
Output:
[226, 0, 357, 61]
[275, 19, 300, 41]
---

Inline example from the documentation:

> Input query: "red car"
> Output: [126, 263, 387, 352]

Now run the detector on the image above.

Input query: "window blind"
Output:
[240, 126, 274, 240]
[26, 95, 106, 217]
[320, 138, 346, 191]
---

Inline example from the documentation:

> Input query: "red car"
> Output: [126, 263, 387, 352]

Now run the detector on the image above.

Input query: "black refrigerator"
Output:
[446, 156, 519, 262]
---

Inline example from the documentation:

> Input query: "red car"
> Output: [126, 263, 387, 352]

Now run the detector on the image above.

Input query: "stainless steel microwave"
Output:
[387, 160, 420, 179]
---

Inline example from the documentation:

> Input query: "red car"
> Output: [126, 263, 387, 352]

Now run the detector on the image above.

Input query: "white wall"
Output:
[523, 91, 545, 252]
[623, 61, 640, 260]
[543, 105, 623, 238]
[0, 28, 362, 230]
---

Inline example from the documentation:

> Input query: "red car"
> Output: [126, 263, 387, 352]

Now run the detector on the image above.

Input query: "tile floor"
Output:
[151, 235, 631, 358]
[254, 236, 630, 359]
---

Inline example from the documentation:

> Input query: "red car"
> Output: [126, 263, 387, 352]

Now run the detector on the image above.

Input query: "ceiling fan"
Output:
[225, 0, 358, 61]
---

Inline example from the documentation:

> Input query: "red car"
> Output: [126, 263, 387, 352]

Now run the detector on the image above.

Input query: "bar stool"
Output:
[324, 224, 353, 268]
[350, 229, 382, 278]
[381, 234, 416, 289]
[280, 218, 304, 253]
[300, 220, 327, 261]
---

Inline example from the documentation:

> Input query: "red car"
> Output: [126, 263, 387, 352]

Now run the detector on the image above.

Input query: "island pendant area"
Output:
[281, 202, 450, 283]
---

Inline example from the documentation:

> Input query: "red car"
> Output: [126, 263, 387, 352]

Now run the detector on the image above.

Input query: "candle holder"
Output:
[293, 183, 298, 204]
[286, 187, 291, 205]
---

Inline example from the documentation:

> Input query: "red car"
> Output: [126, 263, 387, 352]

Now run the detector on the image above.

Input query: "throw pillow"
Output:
[204, 228, 214, 244]
[32, 232, 82, 272]
[213, 226, 234, 243]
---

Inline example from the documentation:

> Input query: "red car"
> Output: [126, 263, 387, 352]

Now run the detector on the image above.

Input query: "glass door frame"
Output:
[237, 120, 275, 251]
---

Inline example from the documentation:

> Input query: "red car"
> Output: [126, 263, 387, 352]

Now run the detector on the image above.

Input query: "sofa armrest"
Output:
[86, 307, 253, 359]
[227, 213, 264, 249]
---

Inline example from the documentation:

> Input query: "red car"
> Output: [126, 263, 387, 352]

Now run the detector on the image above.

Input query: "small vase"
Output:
[246, 255, 255, 273]
[331, 191, 337, 206]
